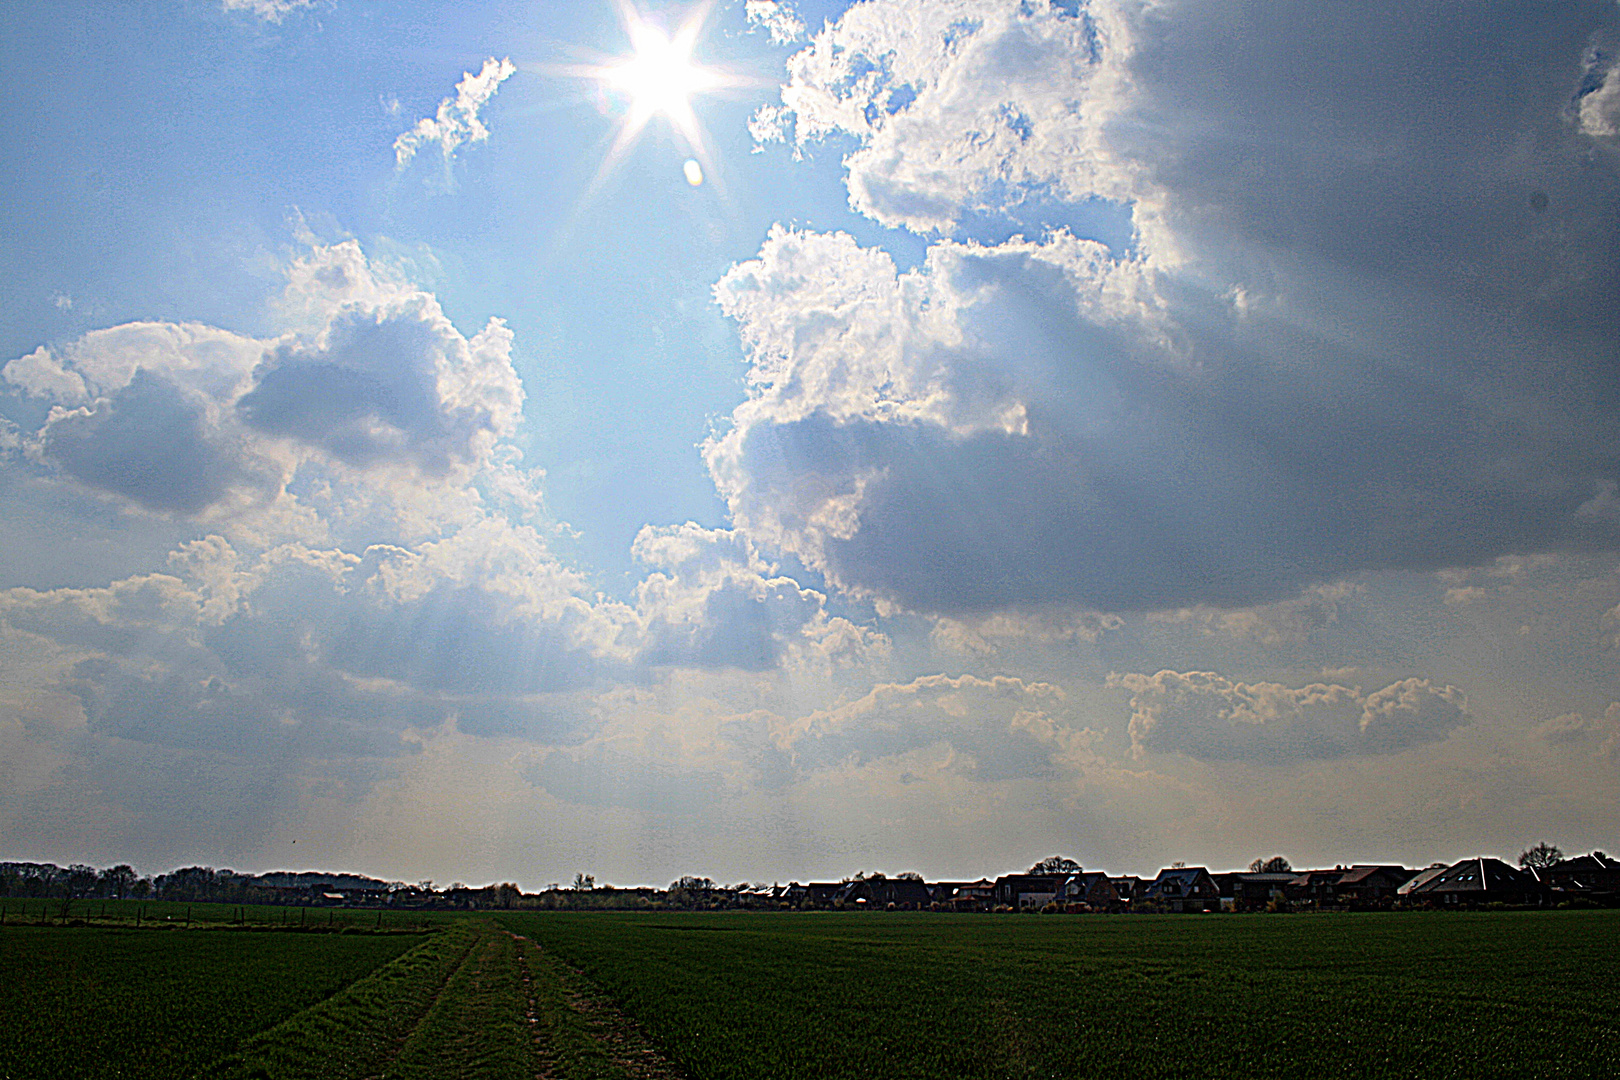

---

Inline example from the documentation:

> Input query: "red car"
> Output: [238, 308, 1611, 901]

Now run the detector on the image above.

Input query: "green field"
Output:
[499, 909, 1620, 1079]
[0, 897, 453, 932]
[5, 909, 1619, 1079]
[0, 923, 423, 1079]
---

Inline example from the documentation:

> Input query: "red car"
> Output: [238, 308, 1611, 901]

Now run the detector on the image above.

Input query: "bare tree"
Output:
[1249, 856, 1292, 874]
[1518, 842, 1563, 871]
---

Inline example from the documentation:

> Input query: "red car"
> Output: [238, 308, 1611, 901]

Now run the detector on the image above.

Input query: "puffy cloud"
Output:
[238, 300, 521, 475]
[767, 672, 1098, 784]
[746, 1, 806, 46]
[394, 58, 516, 167]
[1580, 53, 1620, 140]
[1109, 669, 1468, 763]
[3, 241, 524, 520]
[629, 522, 889, 672]
[716, 0, 1620, 616]
[766, 0, 1127, 233]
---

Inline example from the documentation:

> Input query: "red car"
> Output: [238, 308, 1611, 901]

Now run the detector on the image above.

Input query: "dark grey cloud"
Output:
[715, 0, 1620, 615]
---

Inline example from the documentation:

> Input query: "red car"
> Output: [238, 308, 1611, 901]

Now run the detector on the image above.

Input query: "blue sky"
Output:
[2, 0, 1618, 889]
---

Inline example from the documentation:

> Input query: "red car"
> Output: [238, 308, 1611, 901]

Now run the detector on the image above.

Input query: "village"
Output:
[4, 849, 1617, 914]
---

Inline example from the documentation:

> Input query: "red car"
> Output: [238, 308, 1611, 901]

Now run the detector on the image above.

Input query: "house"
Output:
[1405, 857, 1547, 907]
[932, 879, 996, 910]
[1395, 864, 1449, 898]
[1060, 872, 1119, 911]
[1109, 876, 1146, 908]
[834, 876, 934, 909]
[1215, 872, 1297, 911]
[1141, 867, 1220, 912]
[1538, 853, 1620, 899]
[780, 882, 842, 908]
[1333, 865, 1413, 907]
[993, 874, 1069, 910]
[1284, 869, 1348, 906]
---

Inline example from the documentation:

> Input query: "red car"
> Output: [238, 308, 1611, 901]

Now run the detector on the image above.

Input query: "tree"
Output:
[1029, 856, 1081, 875]
[1518, 842, 1563, 871]
[100, 864, 137, 899]
[572, 872, 595, 891]
[896, 871, 924, 881]
[1249, 856, 1292, 874]
[495, 882, 521, 908]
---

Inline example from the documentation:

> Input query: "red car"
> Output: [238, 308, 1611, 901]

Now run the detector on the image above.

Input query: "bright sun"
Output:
[605, 19, 719, 138]
[560, 1, 743, 191]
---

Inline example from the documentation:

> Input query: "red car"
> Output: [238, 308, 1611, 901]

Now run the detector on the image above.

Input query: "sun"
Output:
[556, 1, 748, 192]
[604, 17, 719, 144]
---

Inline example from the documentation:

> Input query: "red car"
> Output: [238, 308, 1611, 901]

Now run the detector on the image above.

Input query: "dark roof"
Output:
[1549, 853, 1620, 872]
[1335, 865, 1409, 886]
[1410, 858, 1538, 895]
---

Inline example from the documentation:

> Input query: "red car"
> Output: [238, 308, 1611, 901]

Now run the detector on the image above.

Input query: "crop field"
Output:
[3, 914, 671, 1080]
[501, 909, 1620, 1079]
[0, 922, 422, 1079]
[6, 909, 1619, 1079]
[0, 896, 453, 932]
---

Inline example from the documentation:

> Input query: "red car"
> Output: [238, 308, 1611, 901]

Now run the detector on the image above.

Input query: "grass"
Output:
[207, 918, 642, 1080]
[499, 908, 1620, 1079]
[11, 906, 1617, 1079]
[0, 922, 421, 1080]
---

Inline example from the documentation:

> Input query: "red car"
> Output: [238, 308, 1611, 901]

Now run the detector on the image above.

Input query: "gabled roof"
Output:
[1396, 865, 1449, 894]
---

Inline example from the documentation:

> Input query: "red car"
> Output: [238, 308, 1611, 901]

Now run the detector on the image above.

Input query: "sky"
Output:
[1, 0, 1618, 890]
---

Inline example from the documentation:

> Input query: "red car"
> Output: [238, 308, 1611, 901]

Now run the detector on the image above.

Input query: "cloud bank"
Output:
[718, 0, 1620, 616]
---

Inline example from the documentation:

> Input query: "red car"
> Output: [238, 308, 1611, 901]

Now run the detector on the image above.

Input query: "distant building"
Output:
[1061, 872, 1120, 911]
[993, 874, 1070, 910]
[1537, 852, 1620, 899]
[1404, 858, 1547, 907]
[1142, 867, 1220, 912]
[1333, 865, 1414, 907]
[1214, 872, 1296, 911]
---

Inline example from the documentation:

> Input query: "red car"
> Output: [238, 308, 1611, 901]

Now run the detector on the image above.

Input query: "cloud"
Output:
[1537, 705, 1620, 761]
[394, 58, 516, 167]
[3, 241, 524, 521]
[746, 1, 805, 46]
[766, 672, 1098, 784]
[222, 0, 314, 22]
[716, 0, 1620, 616]
[1109, 669, 1468, 763]
[629, 522, 889, 673]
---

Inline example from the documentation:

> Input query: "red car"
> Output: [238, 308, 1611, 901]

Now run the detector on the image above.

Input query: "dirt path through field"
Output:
[506, 929, 689, 1080]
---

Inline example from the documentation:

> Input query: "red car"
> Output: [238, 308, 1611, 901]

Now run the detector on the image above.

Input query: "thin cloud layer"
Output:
[717, 0, 1620, 615]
